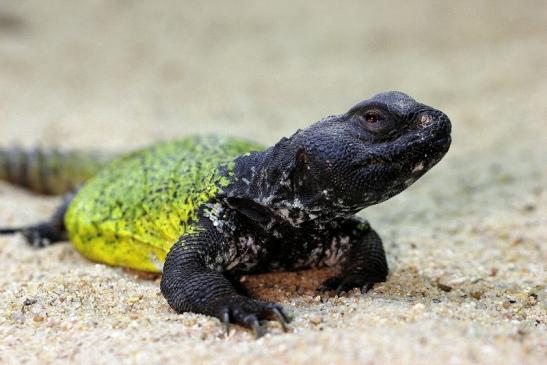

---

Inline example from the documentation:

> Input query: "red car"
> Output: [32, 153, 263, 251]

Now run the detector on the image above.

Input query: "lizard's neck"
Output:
[220, 139, 356, 227]
[223, 138, 294, 205]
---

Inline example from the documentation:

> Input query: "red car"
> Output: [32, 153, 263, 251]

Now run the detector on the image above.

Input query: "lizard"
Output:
[0, 91, 452, 337]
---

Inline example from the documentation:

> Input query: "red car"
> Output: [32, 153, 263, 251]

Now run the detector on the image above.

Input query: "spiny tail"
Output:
[0, 146, 116, 195]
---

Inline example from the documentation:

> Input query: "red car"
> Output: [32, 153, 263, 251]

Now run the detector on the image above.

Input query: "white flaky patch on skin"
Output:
[279, 170, 292, 188]
[227, 234, 266, 272]
[258, 192, 275, 205]
[204, 202, 250, 270]
[277, 208, 291, 220]
[293, 198, 304, 208]
[271, 193, 352, 227]
[412, 162, 425, 173]
[203, 203, 229, 230]
[205, 202, 267, 272]
[271, 197, 316, 226]
[302, 244, 328, 268]
[321, 236, 351, 267]
[223, 242, 241, 270]
[276, 206, 308, 225]
[223, 243, 242, 270]
[238, 235, 262, 256]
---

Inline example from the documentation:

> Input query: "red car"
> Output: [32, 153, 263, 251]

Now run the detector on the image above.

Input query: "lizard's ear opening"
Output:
[294, 147, 310, 174]
[291, 148, 318, 199]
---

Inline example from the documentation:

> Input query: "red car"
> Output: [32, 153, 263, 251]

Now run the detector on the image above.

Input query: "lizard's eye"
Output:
[364, 112, 382, 124]
[358, 109, 392, 134]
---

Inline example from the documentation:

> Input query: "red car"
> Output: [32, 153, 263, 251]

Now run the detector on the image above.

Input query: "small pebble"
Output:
[127, 296, 141, 304]
[33, 315, 45, 322]
[308, 314, 322, 325]
[520, 203, 535, 212]
[470, 291, 483, 300]
[437, 282, 453, 292]
[23, 298, 37, 306]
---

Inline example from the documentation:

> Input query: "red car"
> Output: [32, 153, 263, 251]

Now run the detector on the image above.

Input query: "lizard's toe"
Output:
[317, 272, 385, 296]
[22, 228, 51, 248]
[17, 222, 65, 248]
[316, 276, 343, 293]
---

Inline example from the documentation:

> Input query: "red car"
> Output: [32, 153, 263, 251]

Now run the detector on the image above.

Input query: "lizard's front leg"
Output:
[317, 218, 388, 295]
[160, 220, 289, 338]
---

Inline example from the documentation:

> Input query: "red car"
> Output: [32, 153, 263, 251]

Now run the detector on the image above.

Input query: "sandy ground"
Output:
[0, 0, 546, 364]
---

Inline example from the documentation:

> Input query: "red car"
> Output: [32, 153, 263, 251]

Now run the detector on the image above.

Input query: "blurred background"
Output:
[1, 0, 545, 151]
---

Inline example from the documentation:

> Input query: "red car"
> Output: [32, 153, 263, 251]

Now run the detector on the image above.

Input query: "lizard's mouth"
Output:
[355, 133, 450, 173]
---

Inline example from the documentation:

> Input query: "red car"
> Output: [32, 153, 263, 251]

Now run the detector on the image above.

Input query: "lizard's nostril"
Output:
[419, 114, 434, 127]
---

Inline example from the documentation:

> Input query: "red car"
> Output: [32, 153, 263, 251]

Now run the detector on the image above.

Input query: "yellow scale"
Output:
[64, 136, 263, 272]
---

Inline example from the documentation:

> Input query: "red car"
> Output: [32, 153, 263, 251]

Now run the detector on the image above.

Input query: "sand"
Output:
[0, 0, 545, 364]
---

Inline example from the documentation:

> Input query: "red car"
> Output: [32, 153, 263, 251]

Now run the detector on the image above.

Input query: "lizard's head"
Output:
[284, 91, 452, 216]
[226, 91, 451, 225]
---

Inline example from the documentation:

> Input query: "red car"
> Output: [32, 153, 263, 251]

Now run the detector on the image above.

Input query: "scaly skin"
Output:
[65, 136, 263, 272]
[0, 91, 452, 337]
[0, 146, 112, 195]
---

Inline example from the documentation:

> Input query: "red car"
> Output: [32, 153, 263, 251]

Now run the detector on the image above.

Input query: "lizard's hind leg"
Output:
[0, 192, 75, 247]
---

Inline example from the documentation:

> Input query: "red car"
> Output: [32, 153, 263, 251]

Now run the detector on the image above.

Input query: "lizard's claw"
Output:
[248, 315, 266, 339]
[271, 307, 290, 332]
[316, 276, 344, 293]
[222, 309, 231, 337]
[360, 281, 376, 294]
[213, 296, 291, 338]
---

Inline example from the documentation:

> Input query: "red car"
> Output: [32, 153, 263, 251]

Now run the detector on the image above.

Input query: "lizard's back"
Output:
[65, 135, 263, 272]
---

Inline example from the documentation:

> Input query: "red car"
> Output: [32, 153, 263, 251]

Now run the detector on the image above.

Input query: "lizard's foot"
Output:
[316, 272, 386, 296]
[211, 296, 291, 338]
[0, 222, 66, 247]
[0, 192, 72, 247]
